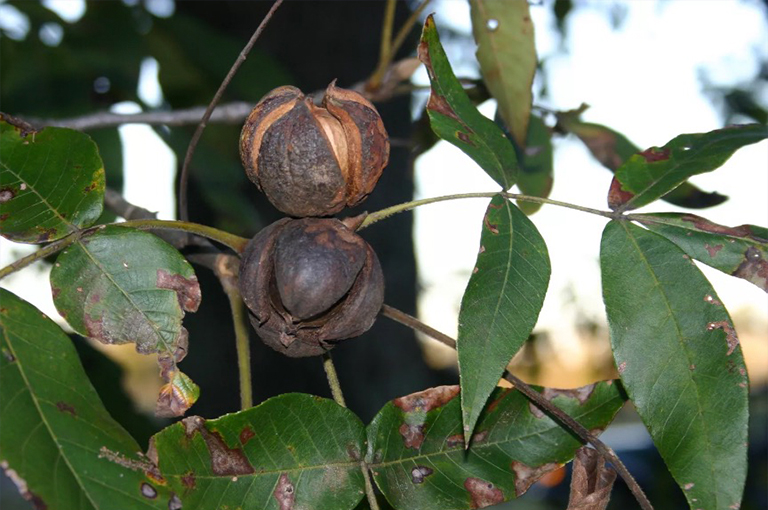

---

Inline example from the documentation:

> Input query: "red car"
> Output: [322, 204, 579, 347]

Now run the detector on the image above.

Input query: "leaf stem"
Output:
[359, 192, 619, 230]
[321, 353, 380, 510]
[119, 219, 249, 253]
[214, 254, 253, 410]
[0, 234, 79, 281]
[379, 304, 654, 510]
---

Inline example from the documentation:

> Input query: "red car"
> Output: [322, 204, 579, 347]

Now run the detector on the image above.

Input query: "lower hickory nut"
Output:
[239, 217, 384, 357]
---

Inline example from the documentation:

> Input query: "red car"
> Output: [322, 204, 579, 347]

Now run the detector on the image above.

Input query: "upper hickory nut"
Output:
[239, 217, 384, 357]
[240, 81, 390, 217]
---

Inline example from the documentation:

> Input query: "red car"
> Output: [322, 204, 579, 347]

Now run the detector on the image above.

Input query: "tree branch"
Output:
[379, 304, 654, 510]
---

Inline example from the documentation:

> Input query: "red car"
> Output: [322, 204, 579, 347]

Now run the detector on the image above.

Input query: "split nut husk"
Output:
[239, 217, 384, 357]
[240, 81, 389, 217]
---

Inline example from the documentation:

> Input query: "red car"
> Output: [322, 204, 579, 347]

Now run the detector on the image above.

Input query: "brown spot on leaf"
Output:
[639, 146, 670, 162]
[156, 270, 202, 312]
[0, 188, 15, 203]
[464, 477, 504, 508]
[704, 243, 723, 257]
[3, 348, 15, 362]
[83, 182, 98, 194]
[483, 214, 499, 234]
[456, 131, 475, 145]
[179, 416, 255, 476]
[180, 471, 196, 490]
[681, 214, 763, 240]
[618, 361, 627, 374]
[140, 482, 158, 499]
[704, 294, 722, 306]
[346, 443, 361, 461]
[684, 482, 695, 490]
[487, 388, 511, 413]
[511, 461, 561, 497]
[273, 473, 295, 510]
[733, 246, 768, 291]
[399, 422, 426, 450]
[607, 176, 635, 211]
[0, 213, 9, 221]
[411, 466, 433, 484]
[56, 401, 76, 416]
[707, 321, 739, 355]
[446, 434, 465, 448]
[239, 426, 255, 445]
[471, 430, 489, 445]
[394, 385, 460, 412]
[528, 384, 596, 419]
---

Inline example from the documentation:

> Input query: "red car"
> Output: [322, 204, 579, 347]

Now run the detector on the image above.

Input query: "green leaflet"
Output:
[457, 195, 550, 443]
[0, 288, 177, 510]
[366, 382, 626, 510]
[601, 221, 749, 509]
[0, 118, 105, 243]
[151, 393, 366, 510]
[418, 15, 518, 190]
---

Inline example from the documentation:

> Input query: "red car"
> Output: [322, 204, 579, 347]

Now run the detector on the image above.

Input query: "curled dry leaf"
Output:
[566, 447, 616, 510]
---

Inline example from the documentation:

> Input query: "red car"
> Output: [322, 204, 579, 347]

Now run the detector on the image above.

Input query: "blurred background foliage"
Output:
[1, 1, 766, 509]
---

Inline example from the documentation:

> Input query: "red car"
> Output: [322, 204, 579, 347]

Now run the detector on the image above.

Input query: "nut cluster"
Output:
[238, 82, 389, 357]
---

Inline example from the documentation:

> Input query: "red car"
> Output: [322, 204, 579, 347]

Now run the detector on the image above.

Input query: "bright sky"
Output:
[1, 0, 767, 383]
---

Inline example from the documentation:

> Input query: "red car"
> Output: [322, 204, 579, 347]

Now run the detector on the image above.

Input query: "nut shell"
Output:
[240, 82, 389, 217]
[239, 217, 384, 357]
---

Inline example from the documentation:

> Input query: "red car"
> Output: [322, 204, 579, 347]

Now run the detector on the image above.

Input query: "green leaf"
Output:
[0, 117, 105, 243]
[634, 213, 768, 292]
[457, 195, 550, 442]
[366, 382, 626, 510]
[613, 124, 768, 211]
[501, 113, 553, 215]
[556, 115, 727, 209]
[600, 221, 749, 509]
[418, 15, 519, 190]
[470, 0, 537, 149]
[151, 393, 366, 510]
[50, 225, 200, 357]
[0, 288, 178, 510]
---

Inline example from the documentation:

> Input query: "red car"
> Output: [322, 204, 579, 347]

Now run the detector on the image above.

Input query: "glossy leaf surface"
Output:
[557, 116, 727, 209]
[366, 382, 625, 510]
[457, 195, 550, 442]
[613, 124, 768, 211]
[0, 118, 105, 243]
[152, 393, 366, 510]
[418, 15, 518, 190]
[601, 221, 748, 509]
[635, 213, 768, 292]
[50, 226, 200, 359]
[470, 0, 536, 148]
[0, 288, 177, 510]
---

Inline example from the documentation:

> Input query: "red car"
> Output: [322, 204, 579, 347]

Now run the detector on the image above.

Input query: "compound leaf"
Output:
[0, 117, 105, 243]
[151, 393, 366, 510]
[600, 221, 748, 509]
[0, 288, 177, 510]
[366, 382, 626, 510]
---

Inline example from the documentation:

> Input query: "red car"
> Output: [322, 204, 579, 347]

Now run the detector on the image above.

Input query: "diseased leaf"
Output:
[600, 221, 749, 510]
[457, 195, 550, 443]
[612, 124, 768, 211]
[366, 382, 626, 510]
[635, 213, 768, 292]
[151, 393, 366, 510]
[556, 115, 727, 209]
[0, 288, 178, 510]
[470, 0, 537, 148]
[50, 226, 201, 415]
[418, 15, 518, 190]
[566, 447, 616, 510]
[0, 117, 105, 243]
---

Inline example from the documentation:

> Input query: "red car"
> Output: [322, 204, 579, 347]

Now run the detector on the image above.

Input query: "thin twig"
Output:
[368, 0, 398, 91]
[215, 254, 252, 410]
[178, 0, 284, 222]
[379, 304, 654, 510]
[0, 234, 79, 281]
[358, 191, 620, 230]
[322, 352, 347, 408]
[321, 352, 380, 510]
[119, 219, 249, 253]
[25, 102, 255, 131]
[389, 0, 432, 60]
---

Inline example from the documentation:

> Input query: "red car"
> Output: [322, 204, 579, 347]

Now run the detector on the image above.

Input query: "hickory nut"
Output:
[240, 81, 389, 217]
[239, 217, 384, 357]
